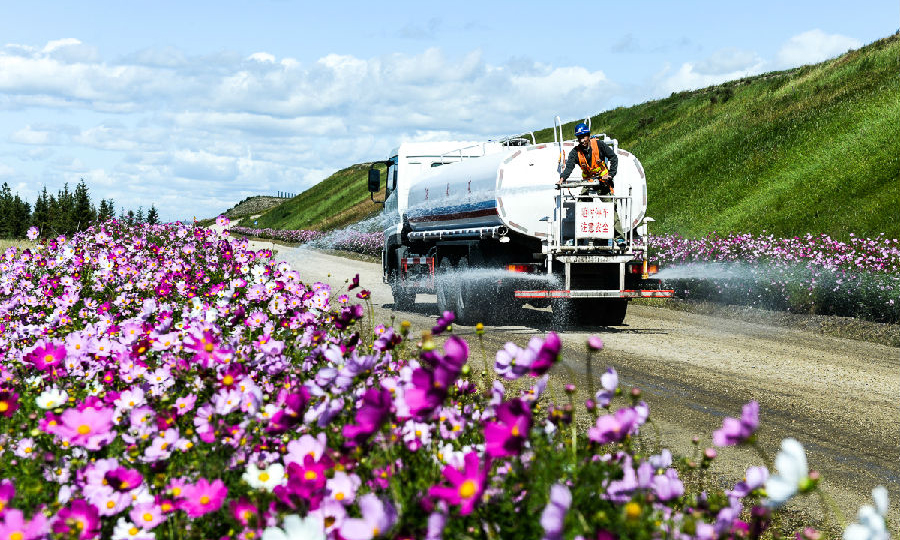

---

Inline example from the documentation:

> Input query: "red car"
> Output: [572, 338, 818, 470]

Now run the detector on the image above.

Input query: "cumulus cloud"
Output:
[9, 125, 60, 145]
[653, 47, 764, 95]
[774, 29, 861, 68]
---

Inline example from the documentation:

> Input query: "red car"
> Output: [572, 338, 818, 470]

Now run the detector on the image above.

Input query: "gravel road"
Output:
[236, 234, 899, 532]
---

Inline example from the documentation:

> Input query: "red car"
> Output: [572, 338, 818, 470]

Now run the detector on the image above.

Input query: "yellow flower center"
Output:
[106, 501, 115, 509]
[0, 403, 7, 412]
[44, 354, 54, 363]
[143, 513, 154, 522]
[77, 424, 91, 435]
[204, 343, 214, 352]
[335, 492, 345, 501]
[223, 375, 234, 385]
[373, 527, 380, 536]
[304, 470, 317, 481]
[459, 480, 477, 499]
[10, 532, 23, 540]
[200, 495, 210, 505]
[625, 501, 642, 520]
[511, 425, 520, 437]
[172, 487, 181, 496]
[129, 527, 139, 536]
[259, 472, 270, 482]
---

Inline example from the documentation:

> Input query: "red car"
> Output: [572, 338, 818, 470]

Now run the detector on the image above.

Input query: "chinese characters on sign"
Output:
[575, 201, 615, 240]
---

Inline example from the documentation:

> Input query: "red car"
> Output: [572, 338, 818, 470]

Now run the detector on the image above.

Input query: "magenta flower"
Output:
[178, 478, 227, 518]
[0, 508, 48, 540]
[342, 388, 392, 447]
[25, 341, 66, 372]
[104, 467, 144, 492]
[47, 406, 115, 450]
[52, 499, 100, 539]
[428, 452, 490, 516]
[587, 407, 639, 445]
[128, 503, 164, 529]
[276, 453, 333, 510]
[530, 332, 561, 376]
[0, 388, 19, 418]
[339, 494, 398, 540]
[0, 479, 14, 511]
[267, 386, 312, 433]
[405, 368, 450, 420]
[183, 330, 232, 368]
[484, 398, 532, 458]
[431, 311, 455, 336]
[713, 401, 759, 446]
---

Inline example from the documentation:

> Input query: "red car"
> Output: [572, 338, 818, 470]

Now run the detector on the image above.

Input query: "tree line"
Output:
[0, 179, 159, 239]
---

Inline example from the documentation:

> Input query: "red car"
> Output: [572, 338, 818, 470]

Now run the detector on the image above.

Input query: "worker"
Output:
[557, 122, 625, 247]
[557, 123, 618, 195]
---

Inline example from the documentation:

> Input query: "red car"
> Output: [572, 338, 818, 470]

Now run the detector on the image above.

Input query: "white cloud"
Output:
[9, 125, 59, 145]
[653, 48, 765, 95]
[775, 29, 861, 68]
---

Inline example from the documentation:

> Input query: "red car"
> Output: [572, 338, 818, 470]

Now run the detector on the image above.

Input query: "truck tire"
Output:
[453, 258, 484, 325]
[435, 256, 457, 316]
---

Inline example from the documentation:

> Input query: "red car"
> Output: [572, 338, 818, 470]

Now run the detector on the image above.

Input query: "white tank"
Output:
[404, 142, 648, 238]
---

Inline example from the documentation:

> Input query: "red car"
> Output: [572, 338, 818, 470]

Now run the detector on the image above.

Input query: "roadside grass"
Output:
[0, 238, 30, 250]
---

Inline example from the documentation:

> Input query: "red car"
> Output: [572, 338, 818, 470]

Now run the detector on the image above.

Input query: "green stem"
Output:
[585, 351, 597, 421]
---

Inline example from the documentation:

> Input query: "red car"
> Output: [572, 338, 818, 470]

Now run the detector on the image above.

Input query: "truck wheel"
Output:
[435, 256, 457, 316]
[453, 258, 484, 326]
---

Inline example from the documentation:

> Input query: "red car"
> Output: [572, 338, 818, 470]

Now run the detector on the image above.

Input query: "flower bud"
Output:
[564, 384, 576, 394]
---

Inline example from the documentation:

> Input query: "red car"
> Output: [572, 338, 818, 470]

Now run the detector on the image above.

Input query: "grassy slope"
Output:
[252, 34, 899, 240]
[239, 163, 388, 232]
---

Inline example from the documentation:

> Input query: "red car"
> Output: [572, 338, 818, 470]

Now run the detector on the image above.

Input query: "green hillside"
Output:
[251, 33, 900, 240]
[239, 163, 387, 232]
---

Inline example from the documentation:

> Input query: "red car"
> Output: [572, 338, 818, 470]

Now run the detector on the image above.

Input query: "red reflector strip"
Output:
[402, 257, 433, 265]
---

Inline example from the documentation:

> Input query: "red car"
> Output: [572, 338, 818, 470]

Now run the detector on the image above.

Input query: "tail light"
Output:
[507, 264, 536, 273]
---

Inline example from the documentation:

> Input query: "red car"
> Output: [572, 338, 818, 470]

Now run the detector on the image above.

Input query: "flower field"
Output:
[230, 227, 382, 258]
[0, 219, 890, 539]
[649, 232, 900, 323]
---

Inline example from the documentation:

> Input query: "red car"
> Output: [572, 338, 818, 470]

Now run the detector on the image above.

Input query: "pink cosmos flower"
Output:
[177, 478, 227, 518]
[47, 406, 116, 450]
[25, 341, 67, 373]
[0, 508, 49, 540]
[339, 494, 397, 540]
[484, 398, 532, 458]
[128, 502, 164, 529]
[428, 452, 491, 516]
[53, 499, 101, 539]
[587, 407, 640, 445]
[713, 401, 759, 446]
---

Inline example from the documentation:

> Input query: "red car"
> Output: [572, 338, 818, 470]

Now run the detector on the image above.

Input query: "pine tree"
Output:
[32, 187, 51, 235]
[0, 183, 12, 238]
[11, 195, 30, 237]
[135, 206, 145, 223]
[147, 205, 160, 225]
[51, 183, 74, 235]
[71, 178, 95, 232]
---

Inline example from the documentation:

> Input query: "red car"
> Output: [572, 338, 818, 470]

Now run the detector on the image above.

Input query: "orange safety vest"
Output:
[577, 139, 610, 180]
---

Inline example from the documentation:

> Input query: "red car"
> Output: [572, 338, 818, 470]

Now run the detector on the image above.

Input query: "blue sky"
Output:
[0, 0, 895, 222]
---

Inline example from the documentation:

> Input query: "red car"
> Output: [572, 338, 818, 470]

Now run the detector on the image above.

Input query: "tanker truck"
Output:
[366, 118, 672, 326]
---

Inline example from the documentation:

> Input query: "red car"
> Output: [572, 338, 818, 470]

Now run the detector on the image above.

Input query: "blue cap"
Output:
[575, 123, 590, 137]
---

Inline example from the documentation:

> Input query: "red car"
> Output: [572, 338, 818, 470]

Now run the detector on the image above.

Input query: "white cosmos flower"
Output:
[262, 515, 325, 540]
[242, 462, 285, 492]
[36, 387, 69, 409]
[843, 486, 890, 540]
[765, 438, 815, 507]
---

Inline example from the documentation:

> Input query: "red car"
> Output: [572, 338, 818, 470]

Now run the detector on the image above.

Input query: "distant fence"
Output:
[276, 191, 296, 198]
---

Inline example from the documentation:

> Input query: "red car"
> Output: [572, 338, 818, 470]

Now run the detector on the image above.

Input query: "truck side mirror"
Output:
[367, 168, 380, 193]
